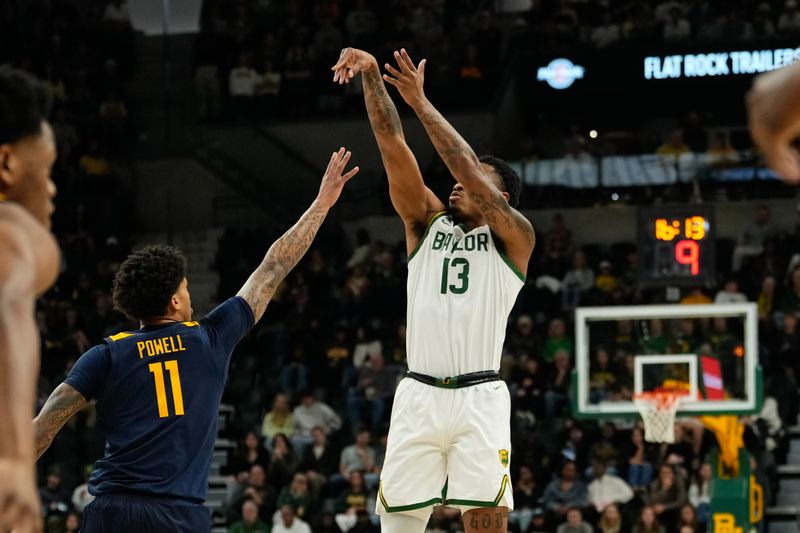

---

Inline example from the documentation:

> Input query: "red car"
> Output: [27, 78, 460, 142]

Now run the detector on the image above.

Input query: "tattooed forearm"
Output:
[33, 384, 87, 461]
[362, 65, 403, 138]
[237, 201, 329, 322]
[466, 510, 507, 531]
[416, 107, 479, 171]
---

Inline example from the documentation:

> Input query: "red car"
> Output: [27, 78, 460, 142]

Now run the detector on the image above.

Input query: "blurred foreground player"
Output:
[32, 149, 359, 532]
[0, 67, 60, 533]
[333, 49, 535, 533]
[748, 61, 800, 183]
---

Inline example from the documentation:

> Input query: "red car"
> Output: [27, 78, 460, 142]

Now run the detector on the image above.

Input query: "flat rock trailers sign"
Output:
[644, 48, 800, 80]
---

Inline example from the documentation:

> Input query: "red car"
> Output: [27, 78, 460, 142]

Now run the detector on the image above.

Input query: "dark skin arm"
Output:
[237, 148, 359, 321]
[332, 48, 444, 256]
[382, 49, 535, 274]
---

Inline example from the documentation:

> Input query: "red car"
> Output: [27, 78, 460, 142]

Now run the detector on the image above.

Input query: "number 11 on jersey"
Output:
[149, 360, 185, 418]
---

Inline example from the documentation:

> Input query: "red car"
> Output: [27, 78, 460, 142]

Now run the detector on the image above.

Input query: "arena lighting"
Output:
[589, 129, 598, 139]
[644, 47, 800, 80]
[536, 58, 585, 89]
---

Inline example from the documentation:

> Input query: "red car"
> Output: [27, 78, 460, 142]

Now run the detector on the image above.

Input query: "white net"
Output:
[634, 392, 686, 443]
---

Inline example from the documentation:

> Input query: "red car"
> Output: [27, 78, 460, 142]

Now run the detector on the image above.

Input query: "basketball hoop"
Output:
[633, 389, 690, 443]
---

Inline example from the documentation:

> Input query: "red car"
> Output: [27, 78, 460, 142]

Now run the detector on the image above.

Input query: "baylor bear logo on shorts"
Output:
[499, 449, 509, 468]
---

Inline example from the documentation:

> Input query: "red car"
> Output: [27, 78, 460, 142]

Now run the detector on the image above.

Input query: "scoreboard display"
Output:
[638, 205, 715, 285]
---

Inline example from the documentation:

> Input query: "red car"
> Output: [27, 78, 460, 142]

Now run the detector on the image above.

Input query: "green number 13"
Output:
[441, 258, 470, 294]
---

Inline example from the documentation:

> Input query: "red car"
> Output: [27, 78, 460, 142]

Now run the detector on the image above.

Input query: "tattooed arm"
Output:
[237, 148, 359, 322]
[33, 383, 87, 460]
[332, 48, 444, 255]
[383, 49, 535, 274]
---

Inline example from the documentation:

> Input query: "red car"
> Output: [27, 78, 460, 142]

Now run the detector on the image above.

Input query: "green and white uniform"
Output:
[377, 212, 525, 519]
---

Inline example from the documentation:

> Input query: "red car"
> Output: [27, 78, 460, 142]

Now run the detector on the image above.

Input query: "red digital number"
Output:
[675, 240, 700, 275]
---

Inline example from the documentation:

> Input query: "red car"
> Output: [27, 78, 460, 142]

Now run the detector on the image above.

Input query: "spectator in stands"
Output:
[255, 60, 281, 117]
[545, 350, 573, 418]
[352, 326, 382, 369]
[348, 353, 396, 433]
[778, 0, 800, 36]
[339, 429, 379, 488]
[509, 464, 542, 533]
[588, 460, 634, 513]
[334, 470, 370, 532]
[268, 433, 300, 489]
[656, 131, 690, 160]
[64, 512, 80, 532]
[229, 53, 260, 117]
[627, 427, 657, 490]
[634, 506, 665, 533]
[557, 506, 594, 533]
[345, 0, 378, 48]
[276, 473, 314, 523]
[39, 466, 71, 519]
[663, 7, 691, 41]
[544, 319, 574, 363]
[647, 464, 687, 527]
[506, 314, 542, 360]
[589, 348, 616, 404]
[318, 512, 345, 533]
[781, 269, 800, 317]
[706, 132, 740, 167]
[639, 319, 668, 354]
[293, 391, 342, 451]
[543, 461, 589, 523]
[757, 276, 776, 324]
[273, 505, 312, 533]
[714, 280, 747, 304]
[733, 205, 772, 271]
[595, 261, 618, 303]
[262, 393, 295, 443]
[103, 0, 131, 28]
[681, 287, 712, 305]
[79, 139, 111, 177]
[590, 12, 621, 48]
[597, 503, 623, 533]
[752, 3, 777, 38]
[230, 464, 278, 525]
[70, 465, 94, 513]
[677, 503, 703, 533]
[300, 426, 340, 493]
[545, 214, 574, 276]
[229, 431, 270, 478]
[230, 499, 270, 533]
[562, 250, 595, 311]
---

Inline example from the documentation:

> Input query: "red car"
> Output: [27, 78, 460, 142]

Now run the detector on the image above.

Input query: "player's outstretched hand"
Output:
[317, 148, 359, 209]
[0, 461, 43, 533]
[748, 64, 800, 183]
[331, 48, 375, 84]
[382, 48, 427, 109]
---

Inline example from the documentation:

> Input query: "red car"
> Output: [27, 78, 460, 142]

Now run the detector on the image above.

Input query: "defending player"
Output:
[0, 67, 60, 533]
[332, 49, 534, 533]
[32, 148, 359, 532]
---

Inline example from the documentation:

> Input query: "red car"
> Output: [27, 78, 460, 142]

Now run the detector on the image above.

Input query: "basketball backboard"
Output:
[572, 303, 762, 418]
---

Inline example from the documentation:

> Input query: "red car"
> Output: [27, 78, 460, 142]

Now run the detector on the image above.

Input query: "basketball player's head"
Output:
[0, 67, 56, 228]
[448, 156, 521, 223]
[112, 245, 193, 323]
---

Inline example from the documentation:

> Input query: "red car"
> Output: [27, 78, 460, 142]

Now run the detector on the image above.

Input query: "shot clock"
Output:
[638, 206, 715, 285]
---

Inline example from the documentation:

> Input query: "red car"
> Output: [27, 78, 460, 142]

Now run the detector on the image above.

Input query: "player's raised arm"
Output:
[748, 62, 800, 183]
[332, 48, 444, 251]
[237, 148, 358, 322]
[382, 49, 535, 273]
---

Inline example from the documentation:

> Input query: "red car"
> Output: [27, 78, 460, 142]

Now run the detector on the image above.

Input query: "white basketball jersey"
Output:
[406, 212, 525, 377]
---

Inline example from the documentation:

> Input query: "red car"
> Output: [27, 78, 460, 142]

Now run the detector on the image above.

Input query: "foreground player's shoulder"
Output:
[0, 203, 59, 294]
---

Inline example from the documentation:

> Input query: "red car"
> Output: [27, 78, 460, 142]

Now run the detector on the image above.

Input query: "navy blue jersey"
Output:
[65, 297, 254, 502]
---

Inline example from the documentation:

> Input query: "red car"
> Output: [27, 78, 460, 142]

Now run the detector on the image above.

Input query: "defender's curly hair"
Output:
[0, 67, 52, 145]
[479, 155, 522, 208]
[112, 245, 187, 321]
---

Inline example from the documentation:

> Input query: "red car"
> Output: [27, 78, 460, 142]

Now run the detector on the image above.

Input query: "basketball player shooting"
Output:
[332, 48, 535, 533]
[0, 67, 60, 533]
